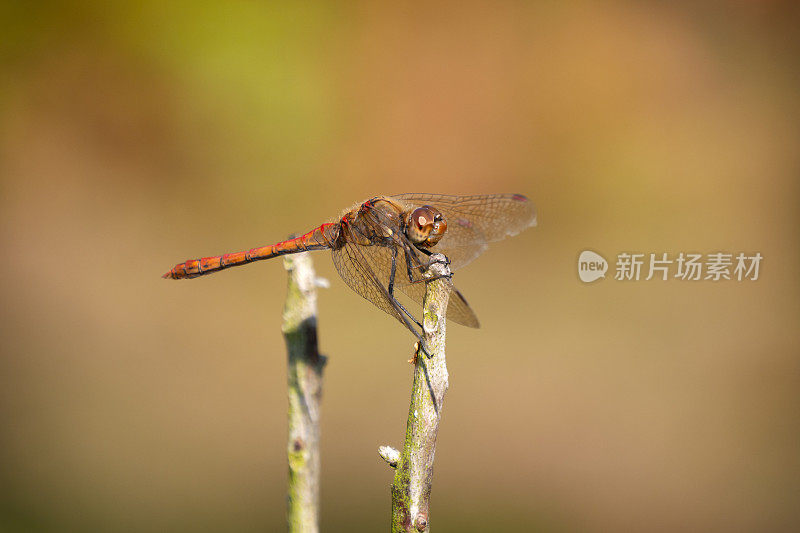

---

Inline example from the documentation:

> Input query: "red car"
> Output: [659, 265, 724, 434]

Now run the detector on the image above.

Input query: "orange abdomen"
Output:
[163, 223, 338, 279]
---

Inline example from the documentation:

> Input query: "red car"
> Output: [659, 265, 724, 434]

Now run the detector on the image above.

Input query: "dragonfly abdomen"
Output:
[163, 223, 338, 279]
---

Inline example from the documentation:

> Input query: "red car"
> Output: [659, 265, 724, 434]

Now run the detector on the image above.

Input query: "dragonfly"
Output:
[163, 194, 536, 354]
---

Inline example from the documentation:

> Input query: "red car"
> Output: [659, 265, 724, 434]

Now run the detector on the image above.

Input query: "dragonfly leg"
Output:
[409, 272, 453, 285]
[396, 303, 431, 358]
[418, 341, 432, 358]
[397, 301, 423, 330]
[415, 246, 451, 268]
[404, 246, 424, 283]
[404, 249, 414, 282]
[388, 245, 398, 295]
[407, 248, 452, 285]
[389, 246, 423, 330]
[412, 272, 448, 283]
[415, 246, 446, 261]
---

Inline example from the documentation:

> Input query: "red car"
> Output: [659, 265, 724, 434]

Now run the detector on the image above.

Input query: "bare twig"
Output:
[282, 252, 327, 533]
[383, 253, 452, 533]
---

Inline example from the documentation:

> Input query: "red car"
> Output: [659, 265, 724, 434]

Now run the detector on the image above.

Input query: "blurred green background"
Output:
[1, 1, 799, 531]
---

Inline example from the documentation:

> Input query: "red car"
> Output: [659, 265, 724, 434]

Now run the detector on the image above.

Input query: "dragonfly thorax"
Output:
[405, 206, 447, 248]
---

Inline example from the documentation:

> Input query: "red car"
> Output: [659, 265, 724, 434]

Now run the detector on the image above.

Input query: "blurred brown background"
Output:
[1, 1, 799, 531]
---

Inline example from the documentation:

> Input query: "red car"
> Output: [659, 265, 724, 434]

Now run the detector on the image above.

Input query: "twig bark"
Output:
[382, 253, 452, 533]
[282, 252, 327, 533]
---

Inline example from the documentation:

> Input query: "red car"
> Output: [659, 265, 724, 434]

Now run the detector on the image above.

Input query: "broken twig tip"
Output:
[408, 343, 420, 365]
[378, 446, 400, 468]
[415, 512, 429, 531]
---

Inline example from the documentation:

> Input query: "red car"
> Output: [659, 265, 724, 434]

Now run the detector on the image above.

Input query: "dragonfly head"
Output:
[406, 206, 447, 248]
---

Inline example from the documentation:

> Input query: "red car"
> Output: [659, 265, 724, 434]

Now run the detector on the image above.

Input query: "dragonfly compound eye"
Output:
[406, 206, 437, 244]
[406, 206, 447, 247]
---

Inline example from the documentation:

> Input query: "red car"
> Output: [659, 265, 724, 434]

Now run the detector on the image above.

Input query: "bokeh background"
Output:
[1, 1, 799, 531]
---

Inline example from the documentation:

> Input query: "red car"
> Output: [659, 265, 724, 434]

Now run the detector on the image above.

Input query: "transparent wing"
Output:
[331, 207, 480, 329]
[394, 277, 479, 328]
[330, 238, 406, 328]
[364, 202, 480, 328]
[389, 193, 537, 270]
